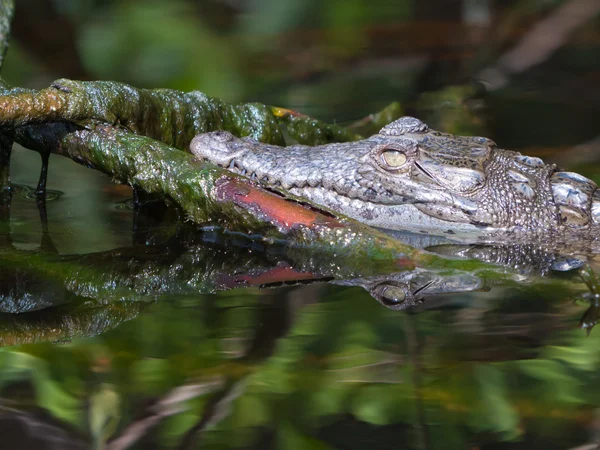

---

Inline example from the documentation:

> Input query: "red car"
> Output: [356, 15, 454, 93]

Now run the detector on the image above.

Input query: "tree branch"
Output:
[0, 79, 361, 147]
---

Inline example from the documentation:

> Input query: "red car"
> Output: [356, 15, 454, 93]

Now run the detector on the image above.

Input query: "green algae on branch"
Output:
[271, 106, 362, 144]
[0, 78, 368, 149]
[0, 79, 284, 146]
[271, 101, 406, 145]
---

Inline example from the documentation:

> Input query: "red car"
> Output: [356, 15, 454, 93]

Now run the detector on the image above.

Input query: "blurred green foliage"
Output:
[0, 284, 597, 449]
[79, 1, 244, 99]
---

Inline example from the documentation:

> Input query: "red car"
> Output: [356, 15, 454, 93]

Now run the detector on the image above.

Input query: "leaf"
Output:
[89, 383, 121, 448]
[352, 384, 413, 425]
[468, 365, 521, 440]
[36, 378, 81, 426]
[517, 359, 573, 382]
[232, 394, 269, 428]
[4, 352, 81, 426]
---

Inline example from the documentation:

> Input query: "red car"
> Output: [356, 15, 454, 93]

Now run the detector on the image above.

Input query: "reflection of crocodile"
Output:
[191, 117, 600, 242]
[334, 269, 485, 311]
[1, 220, 597, 336]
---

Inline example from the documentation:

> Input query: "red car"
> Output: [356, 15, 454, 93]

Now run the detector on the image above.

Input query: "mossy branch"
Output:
[0, 79, 362, 148]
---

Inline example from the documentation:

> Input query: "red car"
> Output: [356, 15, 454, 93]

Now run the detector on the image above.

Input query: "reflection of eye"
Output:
[374, 285, 407, 306]
[381, 150, 407, 168]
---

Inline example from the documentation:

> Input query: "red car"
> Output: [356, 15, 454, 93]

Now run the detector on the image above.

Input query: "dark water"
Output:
[2, 1, 600, 449]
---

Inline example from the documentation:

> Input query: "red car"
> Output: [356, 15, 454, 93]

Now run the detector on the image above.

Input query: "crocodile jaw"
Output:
[190, 128, 600, 238]
[284, 185, 493, 237]
[190, 131, 461, 208]
[190, 132, 491, 235]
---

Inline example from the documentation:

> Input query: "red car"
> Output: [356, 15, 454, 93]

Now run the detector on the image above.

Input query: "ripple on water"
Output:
[10, 183, 63, 201]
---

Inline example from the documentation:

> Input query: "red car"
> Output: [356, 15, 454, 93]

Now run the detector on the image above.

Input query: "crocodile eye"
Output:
[381, 285, 406, 303]
[381, 150, 407, 168]
[369, 139, 417, 172]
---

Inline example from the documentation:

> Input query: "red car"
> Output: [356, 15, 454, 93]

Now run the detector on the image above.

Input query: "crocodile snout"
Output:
[190, 131, 245, 167]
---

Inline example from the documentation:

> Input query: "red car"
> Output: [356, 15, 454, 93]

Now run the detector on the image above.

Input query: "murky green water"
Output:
[2, 1, 600, 449]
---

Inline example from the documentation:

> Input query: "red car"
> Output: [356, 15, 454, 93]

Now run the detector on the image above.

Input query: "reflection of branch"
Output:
[0, 401, 87, 449]
[107, 379, 223, 450]
[479, 0, 600, 90]
[0, 133, 11, 249]
[179, 295, 297, 449]
[0, 132, 11, 192]
[403, 315, 430, 450]
[0, 302, 150, 346]
[578, 265, 600, 334]
[176, 380, 247, 450]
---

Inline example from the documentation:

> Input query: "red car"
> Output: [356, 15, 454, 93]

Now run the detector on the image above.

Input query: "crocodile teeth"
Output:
[251, 173, 257, 180]
[240, 169, 247, 176]
[306, 172, 321, 187]
[228, 160, 235, 169]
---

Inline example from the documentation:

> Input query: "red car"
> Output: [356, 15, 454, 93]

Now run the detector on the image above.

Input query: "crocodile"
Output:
[190, 117, 600, 243]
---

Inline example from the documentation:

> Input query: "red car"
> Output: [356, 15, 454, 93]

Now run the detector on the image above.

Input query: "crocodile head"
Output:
[334, 268, 484, 310]
[190, 117, 600, 237]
